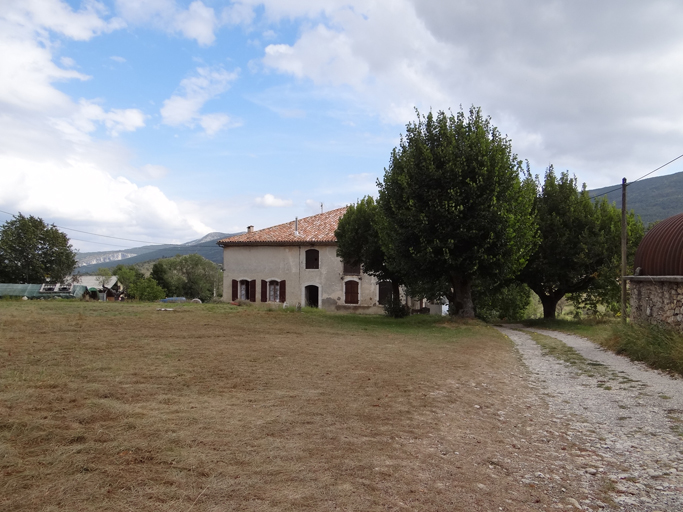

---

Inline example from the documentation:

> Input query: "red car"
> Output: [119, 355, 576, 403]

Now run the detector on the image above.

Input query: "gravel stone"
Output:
[497, 326, 683, 512]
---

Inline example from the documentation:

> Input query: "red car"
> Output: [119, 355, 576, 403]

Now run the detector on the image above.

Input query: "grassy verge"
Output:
[523, 317, 683, 377]
[522, 317, 616, 345]
[605, 322, 683, 377]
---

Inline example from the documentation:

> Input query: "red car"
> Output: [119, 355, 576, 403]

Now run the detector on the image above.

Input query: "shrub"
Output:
[128, 277, 166, 302]
[384, 298, 410, 318]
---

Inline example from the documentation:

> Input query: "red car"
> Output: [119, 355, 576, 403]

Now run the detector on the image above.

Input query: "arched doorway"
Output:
[304, 285, 319, 308]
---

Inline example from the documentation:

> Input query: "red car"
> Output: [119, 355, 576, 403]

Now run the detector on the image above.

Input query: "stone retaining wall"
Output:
[629, 278, 683, 329]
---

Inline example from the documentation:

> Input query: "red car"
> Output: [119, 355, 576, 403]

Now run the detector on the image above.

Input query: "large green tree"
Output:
[335, 196, 403, 305]
[377, 107, 538, 317]
[0, 214, 77, 284]
[519, 167, 644, 319]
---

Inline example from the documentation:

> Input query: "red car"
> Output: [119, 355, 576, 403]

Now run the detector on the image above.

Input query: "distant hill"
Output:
[75, 232, 240, 274]
[589, 171, 683, 225]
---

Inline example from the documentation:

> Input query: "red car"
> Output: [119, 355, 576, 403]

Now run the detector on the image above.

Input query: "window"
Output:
[378, 281, 393, 305]
[232, 279, 256, 301]
[344, 280, 359, 304]
[239, 280, 250, 300]
[305, 249, 319, 269]
[343, 261, 361, 275]
[268, 280, 280, 302]
[260, 279, 287, 303]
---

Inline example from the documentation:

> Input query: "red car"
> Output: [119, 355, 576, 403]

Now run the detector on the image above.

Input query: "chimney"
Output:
[295, 217, 299, 235]
[247, 225, 254, 233]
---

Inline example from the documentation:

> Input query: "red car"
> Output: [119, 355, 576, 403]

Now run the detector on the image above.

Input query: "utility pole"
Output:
[621, 177, 627, 323]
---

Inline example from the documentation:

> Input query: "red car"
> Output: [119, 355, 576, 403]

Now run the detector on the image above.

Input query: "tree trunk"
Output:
[391, 280, 401, 304]
[449, 276, 475, 318]
[540, 294, 562, 319]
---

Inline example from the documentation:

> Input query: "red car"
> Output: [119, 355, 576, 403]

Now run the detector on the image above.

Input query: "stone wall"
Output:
[629, 277, 683, 329]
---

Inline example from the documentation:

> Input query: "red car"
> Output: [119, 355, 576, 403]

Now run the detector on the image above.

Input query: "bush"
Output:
[128, 277, 166, 302]
[383, 298, 410, 318]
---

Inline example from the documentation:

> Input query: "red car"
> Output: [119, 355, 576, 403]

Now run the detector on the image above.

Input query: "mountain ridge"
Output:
[75, 232, 241, 273]
[588, 170, 683, 225]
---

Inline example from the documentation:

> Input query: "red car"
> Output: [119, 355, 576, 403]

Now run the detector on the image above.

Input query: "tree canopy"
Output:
[377, 107, 538, 317]
[0, 214, 77, 284]
[519, 167, 644, 319]
[335, 196, 405, 314]
[151, 254, 222, 302]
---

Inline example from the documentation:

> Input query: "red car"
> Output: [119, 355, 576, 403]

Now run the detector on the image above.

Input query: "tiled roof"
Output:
[217, 207, 348, 246]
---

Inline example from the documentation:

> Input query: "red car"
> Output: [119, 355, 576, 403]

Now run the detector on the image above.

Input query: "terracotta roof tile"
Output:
[217, 207, 347, 246]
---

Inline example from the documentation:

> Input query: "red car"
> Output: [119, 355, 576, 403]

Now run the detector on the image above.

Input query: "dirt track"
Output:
[499, 326, 683, 511]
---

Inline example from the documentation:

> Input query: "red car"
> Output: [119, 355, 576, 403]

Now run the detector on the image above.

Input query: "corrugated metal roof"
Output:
[0, 283, 88, 299]
[634, 212, 683, 276]
[217, 207, 347, 246]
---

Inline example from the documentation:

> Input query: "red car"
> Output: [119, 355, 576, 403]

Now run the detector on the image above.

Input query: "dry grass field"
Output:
[1, 301, 593, 511]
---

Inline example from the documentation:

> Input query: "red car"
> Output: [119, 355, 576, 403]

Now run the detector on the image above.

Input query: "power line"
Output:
[0, 207, 200, 246]
[591, 152, 683, 199]
[0, 208, 170, 245]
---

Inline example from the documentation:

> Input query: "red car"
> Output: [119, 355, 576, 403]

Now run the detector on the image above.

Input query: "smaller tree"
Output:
[567, 209, 644, 316]
[151, 254, 222, 302]
[95, 267, 112, 289]
[0, 213, 77, 284]
[111, 264, 145, 292]
[519, 167, 644, 319]
[128, 277, 166, 301]
[335, 196, 405, 315]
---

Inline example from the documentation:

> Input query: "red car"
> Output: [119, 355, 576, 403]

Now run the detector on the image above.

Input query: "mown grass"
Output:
[1, 300, 568, 511]
[523, 317, 683, 377]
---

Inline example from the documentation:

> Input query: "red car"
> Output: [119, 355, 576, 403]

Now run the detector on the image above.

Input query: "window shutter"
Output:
[232, 279, 238, 301]
[280, 280, 286, 302]
[261, 280, 267, 302]
[345, 280, 359, 304]
[249, 280, 256, 302]
[305, 249, 319, 269]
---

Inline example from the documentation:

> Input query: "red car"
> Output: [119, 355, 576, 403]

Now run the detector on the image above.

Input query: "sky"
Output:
[2, 0, 683, 252]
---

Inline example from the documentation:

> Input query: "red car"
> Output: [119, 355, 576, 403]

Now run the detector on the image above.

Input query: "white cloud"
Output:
[221, 2, 255, 26]
[2, 0, 125, 41]
[60, 56, 76, 67]
[161, 66, 239, 134]
[49, 99, 145, 140]
[0, 1, 214, 248]
[140, 164, 169, 180]
[255, 0, 683, 187]
[110, 55, 126, 63]
[115, 0, 219, 46]
[255, 194, 293, 207]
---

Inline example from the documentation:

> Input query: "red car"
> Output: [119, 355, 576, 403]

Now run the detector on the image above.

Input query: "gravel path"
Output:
[496, 326, 683, 512]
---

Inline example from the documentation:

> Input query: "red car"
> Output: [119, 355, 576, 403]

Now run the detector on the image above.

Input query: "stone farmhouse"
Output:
[217, 207, 393, 313]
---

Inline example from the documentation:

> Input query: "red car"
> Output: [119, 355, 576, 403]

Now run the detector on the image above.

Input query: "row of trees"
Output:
[336, 107, 644, 319]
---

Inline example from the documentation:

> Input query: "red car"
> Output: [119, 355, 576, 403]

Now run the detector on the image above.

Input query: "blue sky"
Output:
[2, 0, 683, 252]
